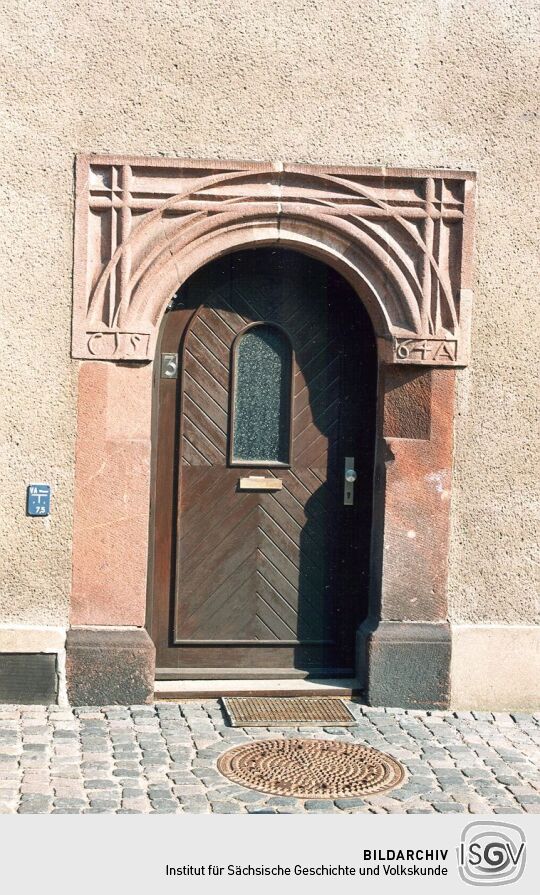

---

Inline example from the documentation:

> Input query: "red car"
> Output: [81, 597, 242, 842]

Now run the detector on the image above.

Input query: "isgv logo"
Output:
[458, 822, 526, 886]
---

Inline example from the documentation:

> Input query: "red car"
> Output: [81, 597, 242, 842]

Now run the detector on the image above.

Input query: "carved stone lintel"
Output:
[87, 332, 150, 360]
[73, 156, 476, 366]
[394, 338, 458, 365]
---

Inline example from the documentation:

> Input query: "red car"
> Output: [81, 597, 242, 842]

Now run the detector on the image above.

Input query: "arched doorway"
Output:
[149, 248, 377, 679]
[69, 157, 472, 707]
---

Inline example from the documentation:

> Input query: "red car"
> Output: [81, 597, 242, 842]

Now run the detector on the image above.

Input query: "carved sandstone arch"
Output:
[68, 156, 476, 709]
[73, 157, 475, 366]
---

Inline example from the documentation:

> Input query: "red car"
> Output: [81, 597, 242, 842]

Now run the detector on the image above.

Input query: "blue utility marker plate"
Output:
[27, 484, 51, 516]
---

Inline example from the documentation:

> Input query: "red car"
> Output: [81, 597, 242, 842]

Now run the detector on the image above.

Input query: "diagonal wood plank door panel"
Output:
[170, 249, 375, 674]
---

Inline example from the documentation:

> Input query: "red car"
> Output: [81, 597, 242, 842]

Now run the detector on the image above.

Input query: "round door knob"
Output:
[345, 469, 357, 483]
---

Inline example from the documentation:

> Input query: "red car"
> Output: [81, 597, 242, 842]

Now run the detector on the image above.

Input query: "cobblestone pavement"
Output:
[0, 701, 539, 814]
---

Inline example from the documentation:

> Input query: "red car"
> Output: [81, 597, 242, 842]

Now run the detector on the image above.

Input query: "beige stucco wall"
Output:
[1, 1, 538, 632]
[451, 625, 540, 711]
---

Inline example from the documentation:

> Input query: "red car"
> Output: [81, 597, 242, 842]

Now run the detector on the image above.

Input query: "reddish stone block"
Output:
[66, 628, 155, 706]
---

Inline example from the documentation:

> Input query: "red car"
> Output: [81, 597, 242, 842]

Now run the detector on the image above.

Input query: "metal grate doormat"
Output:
[221, 696, 356, 727]
[217, 738, 406, 798]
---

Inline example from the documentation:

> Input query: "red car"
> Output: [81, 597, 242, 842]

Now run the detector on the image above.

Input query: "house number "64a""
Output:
[395, 338, 457, 363]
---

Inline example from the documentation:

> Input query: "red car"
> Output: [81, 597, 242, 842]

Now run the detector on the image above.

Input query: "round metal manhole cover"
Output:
[217, 738, 406, 799]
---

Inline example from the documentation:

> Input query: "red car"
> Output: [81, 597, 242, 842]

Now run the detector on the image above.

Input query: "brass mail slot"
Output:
[238, 476, 283, 491]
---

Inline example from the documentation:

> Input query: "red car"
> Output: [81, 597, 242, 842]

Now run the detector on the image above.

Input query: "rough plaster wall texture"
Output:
[0, 0, 538, 625]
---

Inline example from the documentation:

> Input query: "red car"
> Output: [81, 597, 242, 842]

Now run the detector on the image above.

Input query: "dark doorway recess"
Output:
[148, 248, 377, 679]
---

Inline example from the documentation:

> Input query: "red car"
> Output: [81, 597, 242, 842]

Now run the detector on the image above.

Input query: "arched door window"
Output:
[230, 324, 293, 466]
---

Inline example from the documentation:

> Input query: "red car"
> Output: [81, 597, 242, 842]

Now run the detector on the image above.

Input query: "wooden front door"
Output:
[150, 249, 376, 678]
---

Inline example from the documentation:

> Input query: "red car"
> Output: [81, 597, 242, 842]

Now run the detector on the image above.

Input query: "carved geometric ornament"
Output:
[73, 156, 475, 365]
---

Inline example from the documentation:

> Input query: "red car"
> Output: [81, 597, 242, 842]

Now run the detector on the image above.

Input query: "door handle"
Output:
[344, 457, 356, 505]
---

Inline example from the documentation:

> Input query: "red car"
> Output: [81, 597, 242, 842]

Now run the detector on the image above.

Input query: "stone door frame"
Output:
[67, 156, 476, 708]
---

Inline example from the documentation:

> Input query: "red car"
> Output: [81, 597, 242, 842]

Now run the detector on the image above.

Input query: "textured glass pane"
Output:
[233, 326, 291, 464]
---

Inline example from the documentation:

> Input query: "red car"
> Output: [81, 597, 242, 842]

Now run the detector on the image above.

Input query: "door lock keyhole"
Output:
[344, 457, 356, 505]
